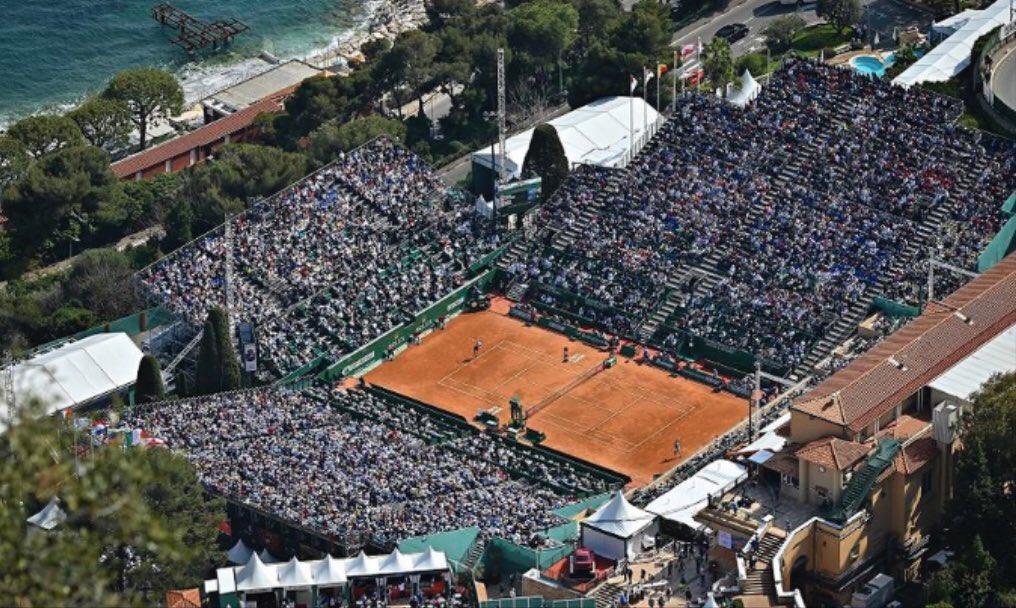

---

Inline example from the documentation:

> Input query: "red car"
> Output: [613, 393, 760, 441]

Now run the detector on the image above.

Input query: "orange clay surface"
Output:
[365, 309, 746, 486]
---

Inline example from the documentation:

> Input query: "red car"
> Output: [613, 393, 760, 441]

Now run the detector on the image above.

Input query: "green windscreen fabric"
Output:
[1002, 191, 1016, 215]
[979, 215, 1016, 273]
[551, 492, 613, 519]
[399, 526, 480, 569]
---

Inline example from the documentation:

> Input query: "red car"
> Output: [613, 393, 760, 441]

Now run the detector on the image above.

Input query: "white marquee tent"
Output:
[209, 547, 451, 601]
[894, 0, 1011, 87]
[645, 460, 747, 531]
[0, 333, 143, 431]
[471, 96, 660, 179]
[727, 70, 762, 107]
[580, 490, 658, 560]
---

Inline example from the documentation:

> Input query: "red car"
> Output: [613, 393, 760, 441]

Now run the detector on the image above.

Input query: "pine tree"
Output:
[195, 319, 220, 395]
[522, 124, 570, 202]
[135, 355, 165, 403]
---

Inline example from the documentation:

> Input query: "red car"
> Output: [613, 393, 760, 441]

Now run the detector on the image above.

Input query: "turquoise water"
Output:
[0, 0, 371, 127]
[850, 54, 896, 78]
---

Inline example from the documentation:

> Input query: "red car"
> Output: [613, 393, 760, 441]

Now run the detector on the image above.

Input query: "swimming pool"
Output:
[850, 53, 896, 78]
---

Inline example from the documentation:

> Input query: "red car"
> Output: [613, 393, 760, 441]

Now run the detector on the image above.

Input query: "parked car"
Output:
[715, 23, 750, 43]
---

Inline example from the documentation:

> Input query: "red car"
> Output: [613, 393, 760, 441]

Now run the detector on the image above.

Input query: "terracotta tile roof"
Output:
[111, 96, 282, 178]
[873, 414, 931, 443]
[795, 437, 870, 471]
[895, 437, 938, 476]
[792, 252, 1016, 433]
[761, 450, 799, 477]
[165, 589, 200, 608]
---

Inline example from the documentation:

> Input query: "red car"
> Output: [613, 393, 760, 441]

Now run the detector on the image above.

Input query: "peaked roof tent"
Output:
[312, 554, 348, 586]
[235, 553, 278, 593]
[583, 490, 656, 538]
[471, 96, 659, 177]
[227, 539, 254, 565]
[209, 547, 450, 595]
[278, 557, 314, 588]
[26, 496, 67, 530]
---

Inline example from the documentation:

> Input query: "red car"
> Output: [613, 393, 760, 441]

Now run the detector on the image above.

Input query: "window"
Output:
[921, 469, 934, 498]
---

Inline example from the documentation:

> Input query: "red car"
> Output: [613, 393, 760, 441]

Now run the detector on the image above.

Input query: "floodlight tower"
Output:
[223, 213, 234, 319]
[497, 47, 507, 191]
[2, 351, 14, 425]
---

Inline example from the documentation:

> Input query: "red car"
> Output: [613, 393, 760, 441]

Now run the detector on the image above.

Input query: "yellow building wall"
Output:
[790, 413, 848, 444]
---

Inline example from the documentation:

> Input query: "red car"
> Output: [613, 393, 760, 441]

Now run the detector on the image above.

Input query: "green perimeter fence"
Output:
[314, 270, 499, 382]
[480, 598, 594, 608]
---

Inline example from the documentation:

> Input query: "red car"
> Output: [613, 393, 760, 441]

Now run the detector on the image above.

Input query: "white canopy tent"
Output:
[259, 548, 283, 564]
[278, 558, 314, 588]
[313, 554, 348, 587]
[471, 96, 660, 179]
[414, 547, 448, 572]
[929, 322, 1016, 402]
[235, 553, 279, 593]
[26, 496, 67, 530]
[580, 490, 658, 560]
[894, 0, 1011, 87]
[726, 70, 762, 107]
[0, 333, 143, 432]
[209, 547, 451, 600]
[345, 551, 380, 577]
[645, 460, 748, 531]
[227, 539, 254, 565]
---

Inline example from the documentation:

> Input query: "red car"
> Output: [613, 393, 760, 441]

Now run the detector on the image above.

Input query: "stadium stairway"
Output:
[462, 538, 486, 572]
[594, 581, 625, 608]
[506, 281, 530, 302]
[793, 294, 871, 377]
[739, 532, 783, 598]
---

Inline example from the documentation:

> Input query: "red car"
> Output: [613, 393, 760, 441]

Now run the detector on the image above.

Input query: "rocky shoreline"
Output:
[308, 0, 430, 70]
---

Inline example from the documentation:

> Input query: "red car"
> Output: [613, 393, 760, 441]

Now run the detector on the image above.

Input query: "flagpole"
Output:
[629, 77, 634, 159]
[672, 50, 678, 112]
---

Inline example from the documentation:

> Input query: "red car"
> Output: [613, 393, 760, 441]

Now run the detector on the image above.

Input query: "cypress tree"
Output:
[208, 306, 243, 391]
[522, 124, 570, 202]
[135, 355, 165, 403]
[195, 319, 220, 395]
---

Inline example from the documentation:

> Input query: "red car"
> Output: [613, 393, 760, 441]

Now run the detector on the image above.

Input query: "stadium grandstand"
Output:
[500, 58, 1016, 378]
[127, 384, 627, 555]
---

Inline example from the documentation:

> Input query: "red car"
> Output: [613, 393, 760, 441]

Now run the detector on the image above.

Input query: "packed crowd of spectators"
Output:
[139, 139, 502, 378]
[508, 59, 1016, 370]
[130, 386, 621, 548]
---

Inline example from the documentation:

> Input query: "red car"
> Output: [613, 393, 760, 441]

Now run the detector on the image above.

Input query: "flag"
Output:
[644, 67, 654, 86]
[630, 74, 637, 93]
[682, 44, 696, 58]
[657, 63, 669, 78]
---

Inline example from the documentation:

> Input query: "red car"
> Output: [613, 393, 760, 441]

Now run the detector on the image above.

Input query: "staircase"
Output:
[462, 538, 486, 571]
[506, 282, 530, 302]
[594, 581, 625, 608]
[740, 532, 784, 597]
[825, 438, 901, 523]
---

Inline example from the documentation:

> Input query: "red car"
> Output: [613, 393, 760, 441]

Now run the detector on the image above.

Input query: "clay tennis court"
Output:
[365, 308, 746, 486]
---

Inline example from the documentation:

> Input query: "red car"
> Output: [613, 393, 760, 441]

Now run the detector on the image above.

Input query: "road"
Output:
[672, 0, 821, 57]
[668, 0, 930, 58]
[991, 43, 1016, 119]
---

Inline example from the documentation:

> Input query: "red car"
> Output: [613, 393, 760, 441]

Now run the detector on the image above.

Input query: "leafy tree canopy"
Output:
[103, 68, 184, 150]
[7, 114, 85, 159]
